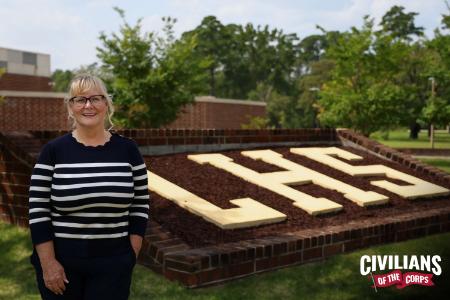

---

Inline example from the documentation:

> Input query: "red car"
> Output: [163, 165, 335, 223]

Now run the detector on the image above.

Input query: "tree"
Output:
[380, 5, 424, 42]
[182, 16, 226, 96]
[423, 6, 450, 135]
[294, 32, 336, 76]
[97, 8, 209, 128]
[295, 59, 334, 128]
[317, 17, 410, 136]
[422, 95, 450, 128]
[51, 69, 73, 92]
[184, 17, 300, 100]
[378, 5, 427, 139]
[51, 63, 112, 93]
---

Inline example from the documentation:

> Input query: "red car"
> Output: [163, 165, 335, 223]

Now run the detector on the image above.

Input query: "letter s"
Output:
[432, 256, 442, 276]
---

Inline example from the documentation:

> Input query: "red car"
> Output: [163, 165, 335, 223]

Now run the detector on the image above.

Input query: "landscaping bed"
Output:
[145, 145, 450, 248]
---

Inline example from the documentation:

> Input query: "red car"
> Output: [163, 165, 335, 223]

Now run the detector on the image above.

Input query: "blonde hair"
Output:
[65, 74, 115, 130]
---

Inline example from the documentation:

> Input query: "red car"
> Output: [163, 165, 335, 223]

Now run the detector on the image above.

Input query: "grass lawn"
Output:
[1, 221, 449, 300]
[419, 158, 450, 173]
[370, 129, 450, 149]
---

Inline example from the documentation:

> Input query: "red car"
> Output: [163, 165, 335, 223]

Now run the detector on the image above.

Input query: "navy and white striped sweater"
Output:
[28, 132, 149, 257]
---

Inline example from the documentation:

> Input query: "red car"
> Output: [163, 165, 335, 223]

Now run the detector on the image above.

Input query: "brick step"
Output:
[0, 172, 31, 185]
[0, 182, 29, 195]
[0, 147, 20, 161]
[0, 193, 29, 206]
[0, 203, 28, 218]
[3, 132, 43, 150]
[0, 161, 32, 173]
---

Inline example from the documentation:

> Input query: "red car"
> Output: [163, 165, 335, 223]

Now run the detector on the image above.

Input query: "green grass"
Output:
[371, 129, 450, 173]
[370, 129, 450, 149]
[1, 221, 449, 300]
[419, 158, 450, 173]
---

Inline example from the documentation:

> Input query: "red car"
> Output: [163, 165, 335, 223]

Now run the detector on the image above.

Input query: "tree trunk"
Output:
[409, 122, 420, 139]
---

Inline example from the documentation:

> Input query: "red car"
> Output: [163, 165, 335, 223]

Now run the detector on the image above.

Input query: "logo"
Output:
[148, 147, 449, 229]
[360, 255, 442, 290]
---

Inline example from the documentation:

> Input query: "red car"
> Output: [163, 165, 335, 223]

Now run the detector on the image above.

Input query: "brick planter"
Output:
[138, 207, 450, 287]
[1, 128, 450, 287]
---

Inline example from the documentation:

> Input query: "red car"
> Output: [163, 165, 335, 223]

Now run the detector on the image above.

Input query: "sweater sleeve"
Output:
[28, 143, 55, 245]
[129, 141, 150, 237]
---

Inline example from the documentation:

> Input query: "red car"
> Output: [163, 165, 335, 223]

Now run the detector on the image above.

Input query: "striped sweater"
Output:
[28, 132, 149, 257]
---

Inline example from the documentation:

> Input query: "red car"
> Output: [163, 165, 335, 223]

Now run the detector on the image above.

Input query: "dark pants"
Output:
[30, 249, 136, 300]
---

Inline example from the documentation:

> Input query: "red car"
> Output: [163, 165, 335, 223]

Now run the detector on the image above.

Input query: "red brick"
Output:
[0, 73, 52, 91]
[303, 247, 323, 261]
[164, 268, 198, 287]
[324, 244, 343, 257]
[343, 239, 363, 252]
[148, 137, 167, 145]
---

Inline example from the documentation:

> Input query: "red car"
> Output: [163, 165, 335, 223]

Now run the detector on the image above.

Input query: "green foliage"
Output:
[240, 115, 270, 129]
[184, 17, 300, 100]
[51, 69, 74, 92]
[97, 8, 208, 128]
[318, 18, 403, 135]
[317, 5, 441, 136]
[294, 59, 334, 128]
[181, 16, 226, 96]
[380, 5, 424, 41]
[51, 63, 114, 94]
[247, 82, 274, 103]
[422, 95, 450, 126]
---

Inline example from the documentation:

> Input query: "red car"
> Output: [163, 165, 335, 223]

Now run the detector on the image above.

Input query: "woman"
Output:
[28, 74, 150, 299]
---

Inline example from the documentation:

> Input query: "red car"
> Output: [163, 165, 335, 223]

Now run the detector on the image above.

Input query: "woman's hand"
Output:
[35, 240, 69, 295]
[130, 234, 143, 259]
[41, 258, 69, 295]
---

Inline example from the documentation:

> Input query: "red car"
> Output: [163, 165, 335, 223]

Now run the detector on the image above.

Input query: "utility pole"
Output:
[429, 77, 436, 149]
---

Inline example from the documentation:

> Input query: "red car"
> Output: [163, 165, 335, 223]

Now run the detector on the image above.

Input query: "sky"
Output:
[0, 0, 448, 71]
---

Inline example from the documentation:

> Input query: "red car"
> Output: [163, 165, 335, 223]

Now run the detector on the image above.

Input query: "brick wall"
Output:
[0, 132, 32, 227]
[0, 97, 69, 131]
[166, 98, 266, 129]
[143, 207, 450, 287]
[29, 128, 339, 150]
[0, 73, 52, 92]
[0, 95, 266, 131]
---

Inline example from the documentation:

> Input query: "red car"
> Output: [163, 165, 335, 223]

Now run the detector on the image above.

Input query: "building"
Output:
[0, 47, 52, 91]
[0, 46, 266, 130]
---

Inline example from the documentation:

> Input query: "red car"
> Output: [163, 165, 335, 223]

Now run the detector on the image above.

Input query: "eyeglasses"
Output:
[69, 95, 106, 108]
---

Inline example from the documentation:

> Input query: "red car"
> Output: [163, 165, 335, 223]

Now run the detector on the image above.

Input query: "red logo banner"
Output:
[371, 270, 434, 289]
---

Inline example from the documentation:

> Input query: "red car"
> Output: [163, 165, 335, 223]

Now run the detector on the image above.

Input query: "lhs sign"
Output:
[146, 147, 449, 229]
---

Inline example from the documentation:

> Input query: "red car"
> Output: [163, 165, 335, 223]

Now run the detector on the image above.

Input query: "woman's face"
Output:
[69, 88, 108, 130]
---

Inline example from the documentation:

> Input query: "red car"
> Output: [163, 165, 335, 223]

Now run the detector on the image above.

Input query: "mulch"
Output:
[144, 145, 450, 247]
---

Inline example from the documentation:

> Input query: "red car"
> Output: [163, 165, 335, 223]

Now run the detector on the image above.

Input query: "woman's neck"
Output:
[72, 126, 111, 146]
